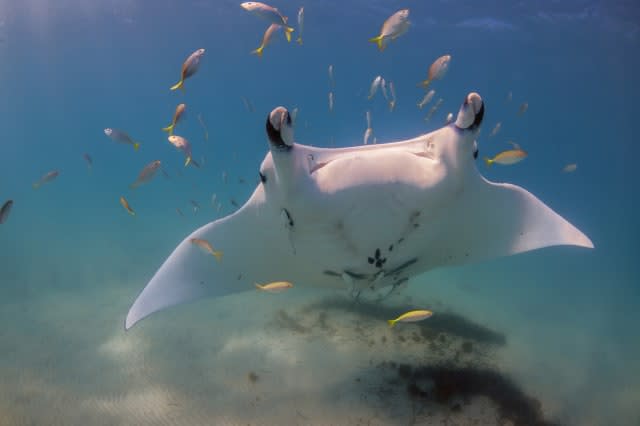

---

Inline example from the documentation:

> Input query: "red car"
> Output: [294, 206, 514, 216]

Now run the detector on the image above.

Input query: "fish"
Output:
[424, 98, 443, 122]
[290, 107, 299, 126]
[489, 122, 502, 137]
[189, 158, 201, 169]
[255, 281, 293, 293]
[120, 196, 135, 216]
[296, 7, 304, 45]
[130, 160, 161, 188]
[176, 208, 184, 217]
[506, 91, 513, 103]
[387, 310, 433, 327]
[380, 78, 388, 101]
[82, 153, 92, 169]
[241, 96, 255, 113]
[563, 163, 578, 173]
[388, 81, 396, 111]
[195, 113, 209, 141]
[252, 23, 282, 57]
[170, 48, 205, 91]
[328, 64, 334, 88]
[33, 170, 59, 189]
[328, 92, 334, 112]
[366, 110, 372, 128]
[369, 9, 410, 52]
[211, 193, 217, 206]
[162, 103, 186, 136]
[518, 102, 528, 116]
[0, 200, 13, 224]
[484, 149, 528, 166]
[240, 2, 294, 42]
[104, 128, 140, 151]
[417, 89, 435, 109]
[168, 135, 193, 166]
[368, 76, 382, 100]
[363, 127, 373, 145]
[419, 54, 451, 88]
[190, 200, 200, 212]
[507, 141, 521, 150]
[189, 237, 223, 261]
[161, 169, 170, 179]
[444, 112, 453, 125]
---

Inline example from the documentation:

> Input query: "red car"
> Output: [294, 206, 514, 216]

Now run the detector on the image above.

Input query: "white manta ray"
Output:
[125, 92, 593, 330]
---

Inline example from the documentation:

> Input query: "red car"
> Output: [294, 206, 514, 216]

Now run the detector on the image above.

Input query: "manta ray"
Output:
[125, 92, 593, 330]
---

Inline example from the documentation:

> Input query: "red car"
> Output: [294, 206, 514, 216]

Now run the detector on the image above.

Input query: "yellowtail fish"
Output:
[328, 64, 335, 88]
[255, 281, 293, 293]
[484, 149, 528, 166]
[189, 238, 223, 261]
[252, 23, 281, 57]
[162, 103, 186, 135]
[82, 153, 92, 170]
[417, 89, 435, 109]
[197, 113, 209, 140]
[168, 135, 193, 166]
[369, 9, 410, 52]
[33, 170, 59, 189]
[130, 160, 161, 188]
[170, 48, 205, 91]
[489, 122, 502, 137]
[104, 128, 140, 151]
[563, 163, 577, 173]
[368, 75, 382, 100]
[363, 127, 373, 145]
[0, 199, 13, 224]
[240, 2, 294, 41]
[518, 102, 528, 116]
[419, 54, 451, 88]
[296, 7, 304, 45]
[120, 196, 135, 215]
[387, 310, 433, 328]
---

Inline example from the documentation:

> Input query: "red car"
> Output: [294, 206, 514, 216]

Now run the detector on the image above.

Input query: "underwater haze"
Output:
[1, 0, 639, 425]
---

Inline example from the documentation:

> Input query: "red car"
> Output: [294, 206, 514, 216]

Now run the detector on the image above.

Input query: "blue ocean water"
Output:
[0, 1, 638, 425]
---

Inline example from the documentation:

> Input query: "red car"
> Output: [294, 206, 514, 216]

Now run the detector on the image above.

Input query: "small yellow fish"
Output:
[190, 238, 223, 261]
[162, 103, 186, 135]
[120, 196, 135, 216]
[170, 48, 205, 92]
[387, 310, 433, 327]
[369, 9, 410, 52]
[484, 149, 527, 166]
[255, 281, 293, 293]
[418, 54, 451, 88]
[252, 23, 281, 57]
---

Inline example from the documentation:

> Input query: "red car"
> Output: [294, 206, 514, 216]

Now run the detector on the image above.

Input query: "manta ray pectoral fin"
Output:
[125, 190, 291, 330]
[435, 174, 594, 268]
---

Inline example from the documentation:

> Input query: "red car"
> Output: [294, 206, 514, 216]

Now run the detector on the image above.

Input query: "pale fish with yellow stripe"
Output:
[240, 2, 294, 42]
[170, 48, 205, 92]
[387, 310, 433, 328]
[120, 196, 135, 216]
[162, 103, 186, 135]
[484, 148, 528, 166]
[252, 23, 282, 57]
[190, 238, 223, 262]
[255, 281, 293, 293]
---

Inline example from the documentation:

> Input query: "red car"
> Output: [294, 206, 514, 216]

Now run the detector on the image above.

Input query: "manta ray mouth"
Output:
[266, 108, 294, 151]
[455, 92, 484, 131]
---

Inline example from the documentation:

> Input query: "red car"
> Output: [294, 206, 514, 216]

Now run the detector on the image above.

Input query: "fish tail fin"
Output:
[255, 283, 263, 290]
[387, 319, 396, 328]
[368, 35, 384, 51]
[212, 250, 223, 262]
[418, 79, 431, 89]
[484, 157, 493, 167]
[296, 36, 303, 45]
[170, 80, 184, 91]
[184, 156, 192, 167]
[32, 183, 40, 190]
[251, 46, 264, 57]
[161, 124, 174, 135]
[284, 26, 294, 43]
[133, 142, 140, 151]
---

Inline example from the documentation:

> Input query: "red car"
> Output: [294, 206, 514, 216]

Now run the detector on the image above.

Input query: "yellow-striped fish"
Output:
[190, 238, 223, 261]
[120, 196, 135, 216]
[162, 103, 186, 135]
[255, 281, 293, 293]
[170, 48, 205, 92]
[484, 149, 528, 166]
[369, 9, 410, 52]
[252, 23, 281, 57]
[387, 310, 433, 327]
